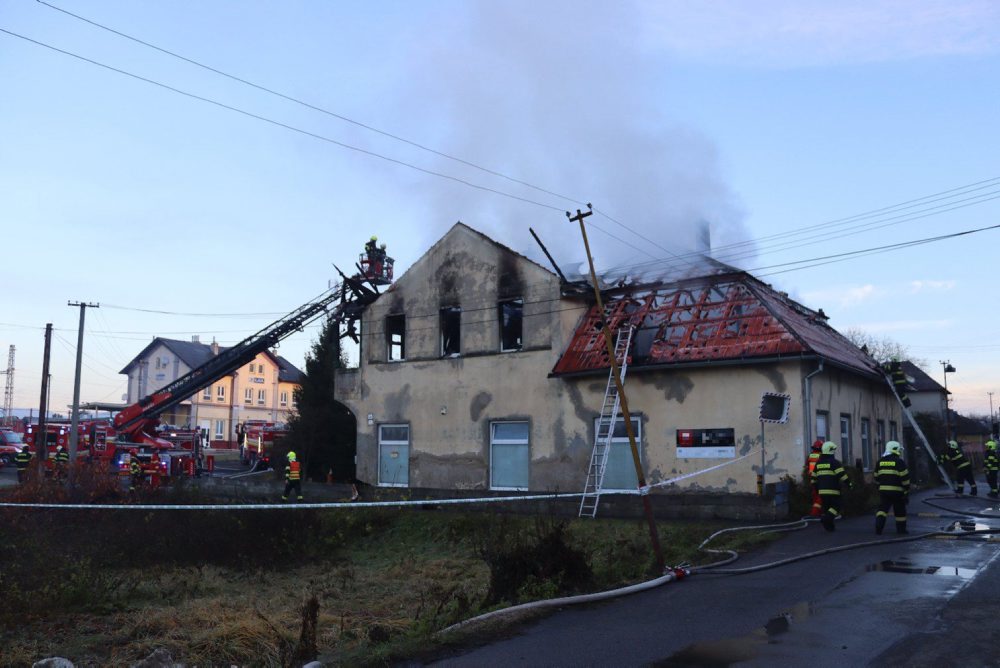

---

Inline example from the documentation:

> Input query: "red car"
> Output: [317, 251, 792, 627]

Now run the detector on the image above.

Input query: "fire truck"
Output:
[239, 421, 289, 470]
[90, 267, 381, 483]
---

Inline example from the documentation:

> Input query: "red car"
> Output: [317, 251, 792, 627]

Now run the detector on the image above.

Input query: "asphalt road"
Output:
[426, 488, 1000, 668]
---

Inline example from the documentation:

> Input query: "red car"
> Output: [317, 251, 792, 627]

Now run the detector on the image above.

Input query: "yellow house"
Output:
[120, 337, 304, 447]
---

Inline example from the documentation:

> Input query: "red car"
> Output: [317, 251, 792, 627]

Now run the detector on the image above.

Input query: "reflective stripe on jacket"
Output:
[286, 461, 301, 481]
[812, 455, 848, 496]
[15, 452, 31, 469]
[943, 448, 971, 470]
[875, 453, 910, 493]
[986, 450, 999, 472]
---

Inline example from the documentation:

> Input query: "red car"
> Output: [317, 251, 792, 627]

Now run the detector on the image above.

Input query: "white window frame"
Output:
[214, 420, 224, 439]
[257, 389, 266, 405]
[861, 418, 872, 471]
[815, 411, 830, 442]
[202, 387, 212, 400]
[595, 416, 642, 492]
[378, 424, 410, 487]
[490, 421, 530, 491]
[244, 388, 253, 404]
[840, 414, 853, 464]
[216, 385, 226, 402]
[280, 391, 288, 407]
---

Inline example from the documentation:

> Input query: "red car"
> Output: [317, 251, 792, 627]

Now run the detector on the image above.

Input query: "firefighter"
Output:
[806, 439, 823, 517]
[53, 445, 69, 481]
[812, 441, 850, 532]
[939, 440, 977, 495]
[875, 441, 910, 535]
[14, 445, 31, 483]
[984, 440, 999, 499]
[282, 451, 303, 502]
[129, 455, 143, 492]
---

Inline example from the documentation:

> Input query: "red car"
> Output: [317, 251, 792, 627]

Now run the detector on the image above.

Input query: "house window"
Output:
[386, 314, 405, 361]
[214, 419, 224, 439]
[596, 417, 642, 491]
[861, 418, 872, 471]
[202, 387, 212, 400]
[876, 420, 886, 451]
[490, 421, 529, 490]
[498, 298, 523, 352]
[815, 411, 829, 442]
[840, 414, 853, 464]
[378, 424, 410, 487]
[216, 385, 226, 402]
[440, 306, 461, 356]
[257, 389, 266, 405]
[280, 391, 288, 407]
[889, 420, 899, 442]
[244, 388, 253, 404]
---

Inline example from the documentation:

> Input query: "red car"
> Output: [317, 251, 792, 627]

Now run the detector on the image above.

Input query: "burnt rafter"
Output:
[553, 272, 874, 376]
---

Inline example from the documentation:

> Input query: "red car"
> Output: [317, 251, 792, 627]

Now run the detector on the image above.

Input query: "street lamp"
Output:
[941, 361, 956, 440]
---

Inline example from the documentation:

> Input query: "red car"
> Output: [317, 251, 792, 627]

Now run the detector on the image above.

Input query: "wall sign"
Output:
[677, 427, 736, 458]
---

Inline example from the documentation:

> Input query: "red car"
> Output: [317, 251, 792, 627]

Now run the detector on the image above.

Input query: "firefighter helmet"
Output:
[21, 445, 29, 453]
[821, 441, 838, 455]
[287, 451, 296, 462]
[987, 440, 998, 451]
[886, 441, 902, 456]
[370, 235, 377, 242]
[948, 440, 959, 449]
[811, 439, 823, 452]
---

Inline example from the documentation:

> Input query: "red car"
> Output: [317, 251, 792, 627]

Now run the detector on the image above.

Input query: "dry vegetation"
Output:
[0, 468, 779, 667]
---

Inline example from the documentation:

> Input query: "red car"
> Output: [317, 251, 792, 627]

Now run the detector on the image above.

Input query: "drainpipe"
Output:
[803, 360, 825, 453]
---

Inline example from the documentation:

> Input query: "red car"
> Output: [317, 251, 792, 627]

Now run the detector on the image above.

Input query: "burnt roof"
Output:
[552, 269, 881, 379]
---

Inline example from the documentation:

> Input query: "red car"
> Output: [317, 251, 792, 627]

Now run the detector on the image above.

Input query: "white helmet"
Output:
[821, 441, 838, 455]
[885, 441, 901, 456]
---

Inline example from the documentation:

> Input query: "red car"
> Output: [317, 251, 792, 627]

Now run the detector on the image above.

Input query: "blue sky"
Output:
[1, 1, 998, 419]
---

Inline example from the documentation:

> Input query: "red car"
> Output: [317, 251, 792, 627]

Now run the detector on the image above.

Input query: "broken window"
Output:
[440, 306, 461, 356]
[498, 298, 523, 352]
[386, 314, 405, 361]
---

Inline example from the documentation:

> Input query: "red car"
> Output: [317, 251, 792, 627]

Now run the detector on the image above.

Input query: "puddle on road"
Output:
[652, 602, 812, 667]
[866, 559, 976, 579]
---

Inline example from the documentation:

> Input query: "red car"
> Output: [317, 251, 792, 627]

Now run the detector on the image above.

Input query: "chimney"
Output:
[816, 308, 829, 322]
[210, 337, 219, 356]
[697, 219, 711, 254]
[192, 335, 200, 343]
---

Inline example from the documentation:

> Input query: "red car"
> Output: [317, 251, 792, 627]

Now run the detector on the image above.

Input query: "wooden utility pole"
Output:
[37, 323, 53, 470]
[567, 204, 665, 573]
[68, 301, 99, 463]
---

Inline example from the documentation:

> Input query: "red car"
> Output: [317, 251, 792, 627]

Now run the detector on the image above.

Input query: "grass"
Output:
[0, 477, 784, 667]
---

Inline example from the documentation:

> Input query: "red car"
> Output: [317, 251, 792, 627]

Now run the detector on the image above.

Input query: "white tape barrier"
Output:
[0, 447, 762, 510]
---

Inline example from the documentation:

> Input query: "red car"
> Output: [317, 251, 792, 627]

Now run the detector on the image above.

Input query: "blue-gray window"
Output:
[861, 418, 872, 471]
[378, 424, 409, 487]
[889, 421, 899, 442]
[490, 421, 529, 490]
[596, 417, 642, 491]
[840, 414, 853, 464]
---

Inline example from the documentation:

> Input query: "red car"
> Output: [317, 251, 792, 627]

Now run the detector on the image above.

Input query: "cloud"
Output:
[802, 284, 879, 308]
[850, 319, 953, 333]
[639, 0, 1000, 66]
[909, 279, 957, 293]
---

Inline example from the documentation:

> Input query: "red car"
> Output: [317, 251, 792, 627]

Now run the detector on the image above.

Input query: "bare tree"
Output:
[842, 327, 927, 367]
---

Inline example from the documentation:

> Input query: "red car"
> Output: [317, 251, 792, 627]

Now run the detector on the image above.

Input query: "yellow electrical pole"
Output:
[567, 204, 665, 573]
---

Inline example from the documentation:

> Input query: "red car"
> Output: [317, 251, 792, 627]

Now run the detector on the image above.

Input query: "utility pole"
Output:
[1, 345, 14, 426]
[989, 391, 996, 438]
[37, 324, 52, 469]
[568, 204, 665, 573]
[68, 301, 99, 463]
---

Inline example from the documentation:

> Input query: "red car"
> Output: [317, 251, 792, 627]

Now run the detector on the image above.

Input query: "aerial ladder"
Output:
[579, 325, 635, 517]
[114, 269, 383, 447]
[881, 359, 953, 489]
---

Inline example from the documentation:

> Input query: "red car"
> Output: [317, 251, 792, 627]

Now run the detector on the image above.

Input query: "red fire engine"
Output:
[239, 421, 289, 469]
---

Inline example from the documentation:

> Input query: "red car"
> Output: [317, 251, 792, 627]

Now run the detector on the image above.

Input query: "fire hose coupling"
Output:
[639, 485, 651, 496]
[670, 566, 691, 579]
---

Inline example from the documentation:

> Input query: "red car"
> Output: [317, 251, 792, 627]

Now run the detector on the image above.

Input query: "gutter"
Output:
[803, 360, 825, 448]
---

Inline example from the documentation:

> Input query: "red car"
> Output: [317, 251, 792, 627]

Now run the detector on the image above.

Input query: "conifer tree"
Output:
[285, 314, 355, 482]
